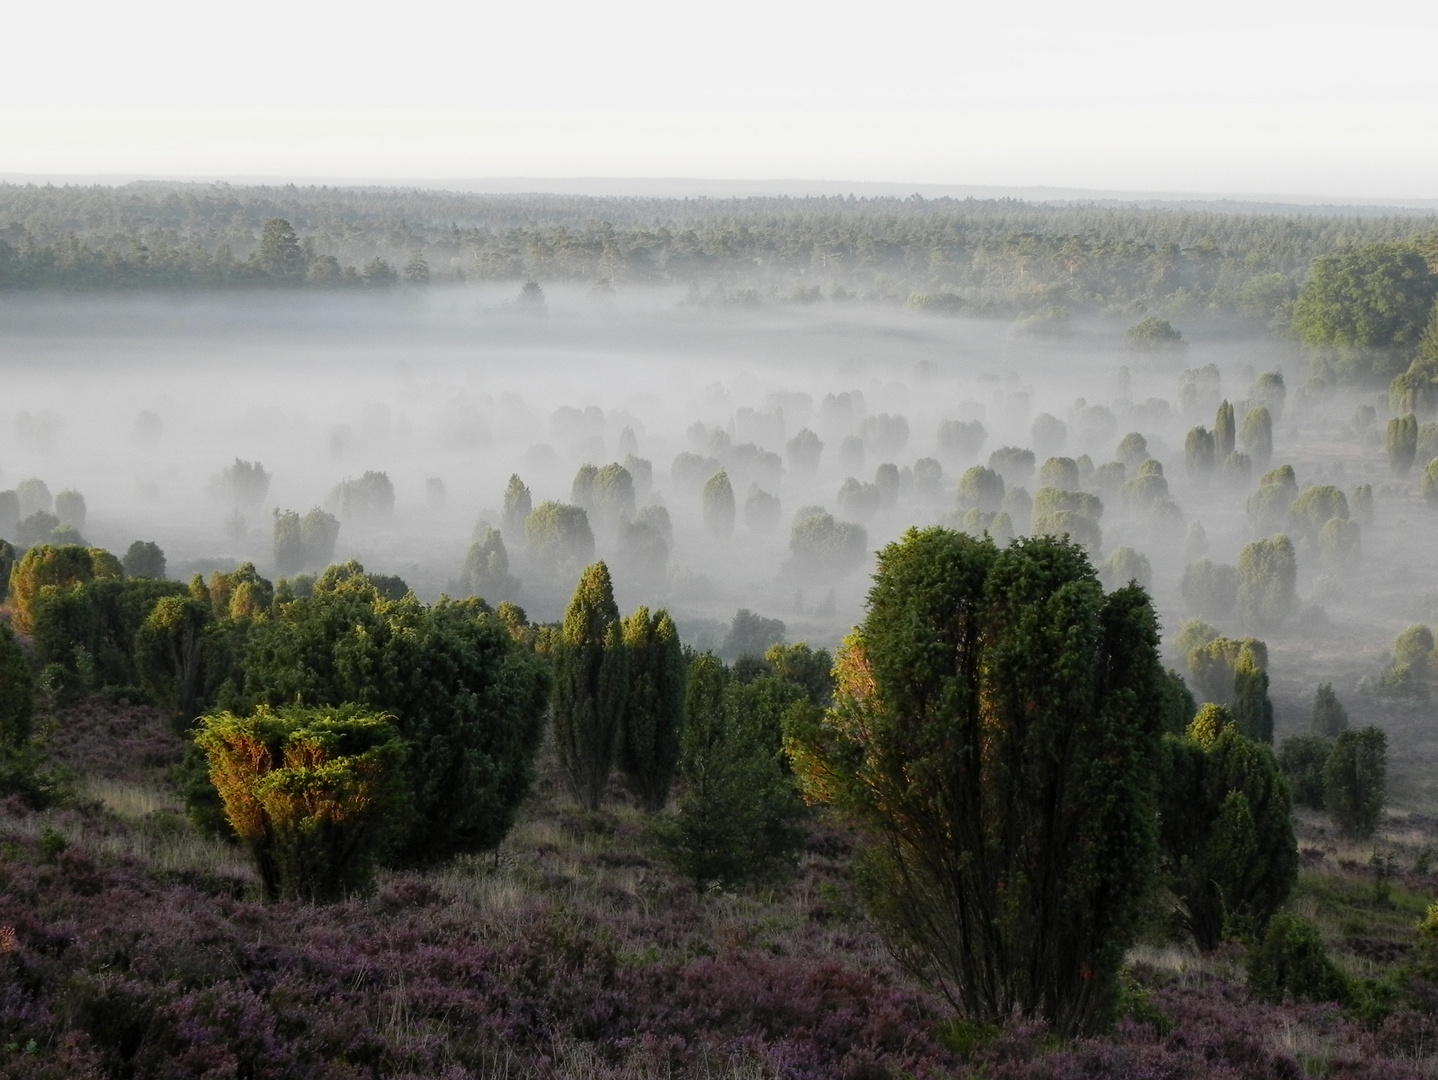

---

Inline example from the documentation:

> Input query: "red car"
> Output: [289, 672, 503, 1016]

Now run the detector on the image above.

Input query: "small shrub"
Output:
[1246, 913, 1350, 1004]
[195, 704, 409, 902]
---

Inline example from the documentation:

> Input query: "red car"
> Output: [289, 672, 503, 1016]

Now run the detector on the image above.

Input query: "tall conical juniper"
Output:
[617, 606, 686, 811]
[552, 562, 628, 811]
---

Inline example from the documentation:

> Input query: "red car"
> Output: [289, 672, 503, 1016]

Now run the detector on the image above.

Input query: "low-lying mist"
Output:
[1, 285, 1430, 798]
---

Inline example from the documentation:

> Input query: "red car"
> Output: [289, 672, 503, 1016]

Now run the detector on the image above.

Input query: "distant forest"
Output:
[1, 182, 1436, 322]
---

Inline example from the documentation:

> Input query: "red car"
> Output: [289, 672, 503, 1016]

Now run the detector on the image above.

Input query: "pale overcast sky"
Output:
[2, 0, 1435, 198]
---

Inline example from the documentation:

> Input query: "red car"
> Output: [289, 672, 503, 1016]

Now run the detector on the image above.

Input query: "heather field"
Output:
[0, 686, 1436, 1080]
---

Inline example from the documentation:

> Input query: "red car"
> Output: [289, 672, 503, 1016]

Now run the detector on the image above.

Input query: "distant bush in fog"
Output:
[1099, 546, 1151, 591]
[836, 478, 881, 520]
[463, 528, 521, 605]
[1387, 413, 1418, 477]
[785, 427, 823, 473]
[744, 485, 781, 532]
[1237, 536, 1298, 630]
[672, 451, 720, 488]
[702, 471, 736, 539]
[525, 501, 595, 577]
[15, 478, 52, 518]
[1181, 559, 1238, 621]
[936, 418, 986, 460]
[956, 466, 1004, 511]
[988, 446, 1035, 487]
[789, 508, 867, 582]
[122, 540, 167, 580]
[329, 471, 395, 525]
[273, 508, 340, 576]
[501, 474, 532, 538]
[208, 458, 271, 510]
[722, 609, 786, 661]
[1123, 317, 1185, 352]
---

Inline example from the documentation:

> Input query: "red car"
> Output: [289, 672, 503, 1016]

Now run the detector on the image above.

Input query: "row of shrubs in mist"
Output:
[0, 525, 1400, 1038]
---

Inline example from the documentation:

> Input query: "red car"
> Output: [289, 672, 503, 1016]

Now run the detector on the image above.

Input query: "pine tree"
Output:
[617, 607, 685, 811]
[552, 563, 629, 811]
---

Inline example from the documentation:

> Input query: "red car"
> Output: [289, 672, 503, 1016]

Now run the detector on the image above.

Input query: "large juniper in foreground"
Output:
[786, 529, 1167, 1036]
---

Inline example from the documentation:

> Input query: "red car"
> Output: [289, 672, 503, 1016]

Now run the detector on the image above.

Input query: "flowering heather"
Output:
[2, 694, 1438, 1078]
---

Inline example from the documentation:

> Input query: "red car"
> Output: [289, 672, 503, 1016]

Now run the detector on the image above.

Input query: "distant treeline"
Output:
[1, 182, 1436, 318]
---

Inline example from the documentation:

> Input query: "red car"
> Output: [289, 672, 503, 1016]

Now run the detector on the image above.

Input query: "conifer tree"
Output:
[1388, 414, 1419, 477]
[1312, 682, 1350, 737]
[552, 562, 629, 811]
[787, 529, 1167, 1036]
[502, 474, 532, 538]
[617, 607, 685, 811]
[1325, 726, 1387, 839]
[702, 470, 736, 539]
[1215, 400, 1236, 460]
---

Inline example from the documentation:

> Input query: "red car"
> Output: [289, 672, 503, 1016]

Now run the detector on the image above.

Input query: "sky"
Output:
[2, 0, 1436, 199]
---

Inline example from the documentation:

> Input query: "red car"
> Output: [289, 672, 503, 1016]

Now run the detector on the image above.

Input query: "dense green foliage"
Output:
[524, 501, 595, 576]
[1236, 535, 1298, 630]
[787, 528, 1167, 1035]
[196, 705, 409, 902]
[242, 563, 551, 863]
[616, 607, 685, 811]
[1245, 914, 1351, 1005]
[134, 595, 229, 723]
[551, 563, 628, 812]
[1293, 243, 1437, 380]
[1278, 734, 1333, 809]
[4, 184, 1436, 321]
[1158, 705, 1297, 950]
[654, 653, 806, 890]
[7, 544, 121, 635]
[1325, 726, 1388, 839]
[0, 622, 34, 745]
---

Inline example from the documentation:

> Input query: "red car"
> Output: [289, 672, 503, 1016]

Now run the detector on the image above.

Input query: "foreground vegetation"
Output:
[0, 524, 1435, 1077]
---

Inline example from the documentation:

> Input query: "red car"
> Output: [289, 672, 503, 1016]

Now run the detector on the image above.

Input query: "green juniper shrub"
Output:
[196, 704, 409, 902]
[1312, 682, 1351, 737]
[786, 529, 1168, 1036]
[551, 562, 628, 812]
[1159, 704, 1297, 950]
[0, 622, 35, 745]
[1325, 726, 1388, 840]
[617, 607, 685, 812]
[653, 653, 806, 891]
[240, 563, 551, 864]
[1278, 734, 1333, 809]
[1246, 913, 1351, 1005]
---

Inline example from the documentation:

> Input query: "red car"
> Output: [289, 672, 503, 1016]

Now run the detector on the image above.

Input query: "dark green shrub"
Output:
[242, 565, 551, 863]
[196, 705, 408, 902]
[7, 544, 122, 635]
[787, 529, 1168, 1036]
[0, 538, 15, 600]
[1185, 426, 1215, 477]
[1312, 682, 1350, 736]
[0, 622, 34, 745]
[121, 540, 167, 579]
[552, 562, 628, 812]
[1215, 400, 1236, 459]
[462, 528, 521, 604]
[134, 596, 230, 726]
[654, 654, 806, 891]
[1246, 914, 1350, 1005]
[1326, 726, 1387, 839]
[617, 607, 685, 812]
[1278, 734, 1332, 809]
[1159, 705, 1297, 950]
